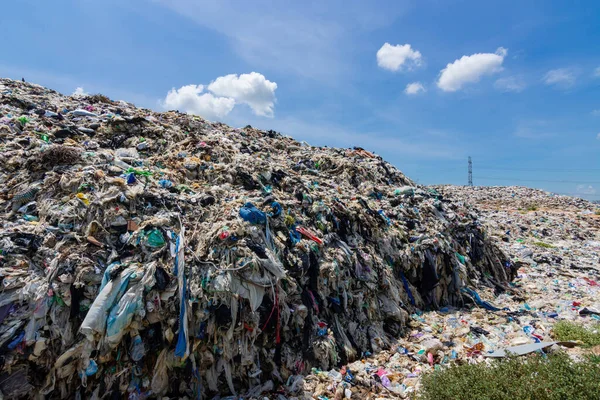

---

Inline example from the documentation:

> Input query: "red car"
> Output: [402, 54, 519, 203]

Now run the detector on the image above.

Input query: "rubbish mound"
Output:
[299, 186, 599, 399]
[436, 185, 600, 273]
[0, 78, 512, 399]
[436, 185, 595, 211]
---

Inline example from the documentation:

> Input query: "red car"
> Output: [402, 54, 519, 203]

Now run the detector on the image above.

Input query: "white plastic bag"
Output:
[151, 349, 169, 395]
[106, 265, 155, 348]
[80, 267, 135, 340]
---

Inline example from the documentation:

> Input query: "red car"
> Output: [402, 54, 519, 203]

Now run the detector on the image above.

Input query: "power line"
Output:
[477, 166, 600, 172]
[555, 190, 600, 196]
[475, 176, 600, 184]
[427, 166, 600, 173]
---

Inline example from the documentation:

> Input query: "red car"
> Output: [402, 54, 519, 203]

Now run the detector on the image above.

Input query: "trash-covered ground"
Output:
[298, 192, 600, 399]
[3, 79, 598, 400]
[0, 78, 517, 399]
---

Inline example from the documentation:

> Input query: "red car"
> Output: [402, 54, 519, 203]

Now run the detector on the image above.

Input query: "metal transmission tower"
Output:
[468, 157, 473, 186]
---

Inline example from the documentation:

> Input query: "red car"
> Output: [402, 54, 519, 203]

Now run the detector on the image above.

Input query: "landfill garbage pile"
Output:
[436, 185, 600, 281]
[425, 186, 600, 352]
[297, 187, 600, 399]
[0, 78, 512, 399]
[437, 185, 595, 212]
[436, 186, 600, 269]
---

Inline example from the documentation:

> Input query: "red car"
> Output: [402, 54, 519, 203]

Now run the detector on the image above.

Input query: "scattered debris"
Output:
[486, 341, 578, 358]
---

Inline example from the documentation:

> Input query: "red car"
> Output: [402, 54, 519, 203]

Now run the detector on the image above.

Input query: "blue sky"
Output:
[1, 0, 599, 199]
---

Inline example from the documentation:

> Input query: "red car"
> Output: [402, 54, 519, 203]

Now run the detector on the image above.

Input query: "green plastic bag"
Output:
[145, 229, 165, 248]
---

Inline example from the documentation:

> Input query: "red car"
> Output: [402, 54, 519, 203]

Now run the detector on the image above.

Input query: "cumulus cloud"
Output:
[437, 47, 507, 92]
[162, 72, 277, 120]
[543, 68, 576, 88]
[72, 87, 88, 97]
[376, 43, 423, 72]
[207, 72, 277, 117]
[494, 76, 526, 93]
[404, 82, 426, 95]
[163, 84, 235, 120]
[576, 184, 596, 195]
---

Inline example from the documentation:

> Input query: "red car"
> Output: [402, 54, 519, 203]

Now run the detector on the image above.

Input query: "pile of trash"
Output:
[435, 185, 600, 273]
[0, 78, 512, 399]
[436, 185, 596, 211]
[295, 186, 599, 399]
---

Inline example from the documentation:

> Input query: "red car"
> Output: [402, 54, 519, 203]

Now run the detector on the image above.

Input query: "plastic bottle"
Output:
[328, 369, 342, 381]
[113, 158, 133, 170]
[380, 375, 391, 388]
[130, 335, 145, 362]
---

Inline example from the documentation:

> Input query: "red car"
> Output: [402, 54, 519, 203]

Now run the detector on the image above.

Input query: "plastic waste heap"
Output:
[0, 78, 513, 399]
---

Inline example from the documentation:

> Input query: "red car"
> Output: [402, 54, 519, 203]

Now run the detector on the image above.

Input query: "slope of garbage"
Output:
[434, 186, 600, 337]
[436, 186, 600, 292]
[438, 185, 596, 212]
[0, 78, 515, 399]
[297, 186, 600, 399]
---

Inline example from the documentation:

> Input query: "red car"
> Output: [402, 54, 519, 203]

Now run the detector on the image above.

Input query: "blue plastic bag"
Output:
[158, 179, 173, 188]
[239, 203, 266, 224]
[270, 201, 282, 217]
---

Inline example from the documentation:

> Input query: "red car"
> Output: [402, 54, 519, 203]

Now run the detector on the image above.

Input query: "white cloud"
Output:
[597, 132, 600, 140]
[576, 184, 596, 195]
[376, 43, 423, 72]
[72, 87, 88, 97]
[207, 72, 277, 117]
[163, 84, 235, 120]
[591, 110, 600, 116]
[437, 47, 507, 92]
[162, 72, 278, 120]
[543, 68, 576, 88]
[594, 67, 600, 77]
[494, 76, 526, 93]
[404, 82, 426, 95]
